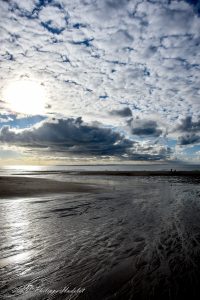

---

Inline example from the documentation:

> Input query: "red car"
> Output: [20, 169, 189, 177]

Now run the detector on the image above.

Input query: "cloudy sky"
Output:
[0, 0, 200, 164]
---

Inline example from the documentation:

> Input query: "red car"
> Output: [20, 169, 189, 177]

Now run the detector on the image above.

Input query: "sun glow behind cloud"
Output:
[2, 80, 46, 115]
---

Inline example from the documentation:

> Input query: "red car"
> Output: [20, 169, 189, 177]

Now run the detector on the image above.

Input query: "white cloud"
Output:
[0, 0, 200, 161]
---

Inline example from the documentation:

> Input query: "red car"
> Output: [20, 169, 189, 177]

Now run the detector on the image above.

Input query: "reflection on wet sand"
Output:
[0, 251, 34, 268]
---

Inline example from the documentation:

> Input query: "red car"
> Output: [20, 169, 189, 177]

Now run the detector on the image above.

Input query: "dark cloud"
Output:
[110, 107, 132, 117]
[176, 116, 200, 133]
[0, 117, 172, 160]
[0, 117, 133, 156]
[129, 146, 172, 161]
[178, 133, 200, 145]
[176, 116, 200, 145]
[130, 119, 162, 137]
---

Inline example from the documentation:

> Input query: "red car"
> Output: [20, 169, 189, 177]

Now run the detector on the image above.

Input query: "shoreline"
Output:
[10, 170, 200, 177]
[76, 170, 200, 176]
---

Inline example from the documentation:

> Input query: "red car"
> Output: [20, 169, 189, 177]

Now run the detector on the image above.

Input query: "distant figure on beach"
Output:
[170, 169, 173, 173]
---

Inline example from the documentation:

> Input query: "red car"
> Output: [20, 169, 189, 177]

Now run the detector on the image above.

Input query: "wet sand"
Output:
[0, 172, 199, 198]
[1, 173, 200, 300]
[0, 176, 97, 198]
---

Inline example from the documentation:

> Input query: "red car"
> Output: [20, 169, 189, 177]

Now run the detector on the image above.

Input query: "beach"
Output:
[0, 169, 200, 300]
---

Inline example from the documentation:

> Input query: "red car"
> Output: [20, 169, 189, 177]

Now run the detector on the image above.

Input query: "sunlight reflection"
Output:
[1, 199, 34, 270]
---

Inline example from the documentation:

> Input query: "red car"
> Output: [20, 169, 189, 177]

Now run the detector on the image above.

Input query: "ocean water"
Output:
[0, 166, 200, 300]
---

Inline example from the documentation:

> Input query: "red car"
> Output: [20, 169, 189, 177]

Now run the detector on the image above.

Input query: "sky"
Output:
[0, 0, 200, 164]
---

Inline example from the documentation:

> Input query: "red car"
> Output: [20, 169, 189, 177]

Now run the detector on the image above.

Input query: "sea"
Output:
[0, 164, 200, 300]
